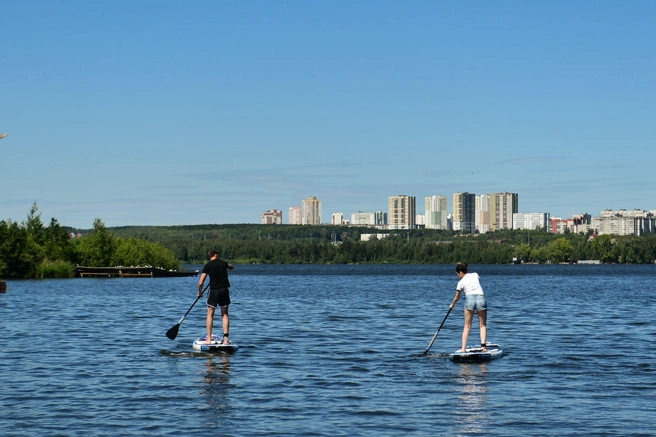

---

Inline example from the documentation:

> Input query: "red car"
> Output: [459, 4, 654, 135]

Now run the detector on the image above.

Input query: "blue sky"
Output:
[2, 1, 655, 228]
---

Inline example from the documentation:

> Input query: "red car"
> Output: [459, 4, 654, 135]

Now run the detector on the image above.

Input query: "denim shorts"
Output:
[464, 294, 487, 312]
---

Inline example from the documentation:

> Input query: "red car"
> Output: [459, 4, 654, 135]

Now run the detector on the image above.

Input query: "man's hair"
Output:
[208, 249, 219, 258]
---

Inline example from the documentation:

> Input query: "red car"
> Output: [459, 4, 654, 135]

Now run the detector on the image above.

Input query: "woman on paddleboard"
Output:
[450, 263, 488, 352]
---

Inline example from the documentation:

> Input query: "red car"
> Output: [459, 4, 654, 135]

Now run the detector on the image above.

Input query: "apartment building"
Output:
[549, 213, 592, 234]
[261, 209, 283, 225]
[288, 206, 302, 225]
[452, 192, 476, 232]
[331, 212, 344, 226]
[351, 211, 387, 227]
[513, 212, 551, 231]
[388, 195, 416, 229]
[425, 195, 448, 230]
[490, 192, 518, 231]
[592, 209, 656, 236]
[302, 196, 322, 225]
[475, 195, 490, 233]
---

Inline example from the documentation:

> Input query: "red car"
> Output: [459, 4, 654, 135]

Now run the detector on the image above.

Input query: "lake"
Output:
[1, 264, 655, 436]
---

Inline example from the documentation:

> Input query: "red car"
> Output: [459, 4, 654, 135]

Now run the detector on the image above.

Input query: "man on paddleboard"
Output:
[198, 249, 234, 345]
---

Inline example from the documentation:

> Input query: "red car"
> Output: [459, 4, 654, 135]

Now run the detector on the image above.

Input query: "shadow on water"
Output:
[410, 352, 451, 359]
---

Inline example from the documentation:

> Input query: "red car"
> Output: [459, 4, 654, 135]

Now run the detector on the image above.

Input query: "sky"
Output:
[1, 1, 655, 229]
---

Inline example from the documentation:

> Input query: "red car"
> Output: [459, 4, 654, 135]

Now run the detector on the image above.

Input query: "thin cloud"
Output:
[496, 157, 568, 165]
[182, 161, 361, 180]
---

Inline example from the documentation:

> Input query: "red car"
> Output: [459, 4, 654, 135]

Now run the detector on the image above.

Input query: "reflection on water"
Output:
[454, 363, 489, 435]
[200, 354, 232, 418]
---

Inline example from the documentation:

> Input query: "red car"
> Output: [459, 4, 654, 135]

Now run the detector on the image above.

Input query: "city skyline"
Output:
[264, 192, 655, 228]
[2, 2, 655, 229]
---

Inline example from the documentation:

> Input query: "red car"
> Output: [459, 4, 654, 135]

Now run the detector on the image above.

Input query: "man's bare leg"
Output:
[206, 306, 216, 344]
[221, 306, 230, 345]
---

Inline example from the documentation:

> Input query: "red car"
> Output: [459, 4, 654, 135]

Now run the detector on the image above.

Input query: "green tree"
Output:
[0, 220, 31, 278]
[547, 238, 573, 263]
[590, 234, 617, 263]
[23, 203, 47, 276]
[74, 218, 117, 266]
[111, 238, 179, 270]
[514, 244, 532, 263]
[43, 218, 74, 263]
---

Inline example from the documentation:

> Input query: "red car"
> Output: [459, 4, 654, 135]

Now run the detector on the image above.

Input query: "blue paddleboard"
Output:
[449, 343, 503, 363]
[192, 335, 239, 353]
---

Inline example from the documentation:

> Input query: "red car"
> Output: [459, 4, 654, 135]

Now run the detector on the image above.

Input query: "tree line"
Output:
[0, 204, 179, 279]
[3, 206, 655, 280]
[106, 223, 656, 265]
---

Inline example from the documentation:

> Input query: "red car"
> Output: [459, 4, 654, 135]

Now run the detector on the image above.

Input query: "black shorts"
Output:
[207, 288, 230, 308]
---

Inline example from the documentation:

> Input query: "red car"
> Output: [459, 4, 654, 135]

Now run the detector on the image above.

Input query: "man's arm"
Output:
[198, 273, 207, 296]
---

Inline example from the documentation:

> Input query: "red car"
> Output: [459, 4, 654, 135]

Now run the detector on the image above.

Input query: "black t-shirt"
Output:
[202, 258, 231, 289]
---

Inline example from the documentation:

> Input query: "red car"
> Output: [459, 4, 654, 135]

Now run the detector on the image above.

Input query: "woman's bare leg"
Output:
[478, 309, 487, 349]
[461, 309, 474, 352]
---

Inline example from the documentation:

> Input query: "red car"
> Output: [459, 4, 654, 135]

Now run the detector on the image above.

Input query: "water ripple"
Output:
[1, 265, 655, 436]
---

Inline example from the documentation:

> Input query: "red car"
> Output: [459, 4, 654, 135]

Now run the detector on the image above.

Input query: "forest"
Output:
[0, 204, 179, 279]
[2, 205, 656, 280]
[106, 220, 656, 265]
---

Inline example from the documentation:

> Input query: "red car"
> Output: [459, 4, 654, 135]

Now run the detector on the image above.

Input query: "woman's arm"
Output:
[450, 290, 461, 309]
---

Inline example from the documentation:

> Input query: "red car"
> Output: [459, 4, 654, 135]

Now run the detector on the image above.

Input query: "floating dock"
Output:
[74, 266, 199, 278]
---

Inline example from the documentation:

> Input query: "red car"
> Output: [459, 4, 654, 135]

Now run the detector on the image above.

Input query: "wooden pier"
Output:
[74, 266, 199, 278]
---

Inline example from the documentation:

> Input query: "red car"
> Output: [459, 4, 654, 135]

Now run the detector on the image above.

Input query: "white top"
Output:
[456, 272, 484, 297]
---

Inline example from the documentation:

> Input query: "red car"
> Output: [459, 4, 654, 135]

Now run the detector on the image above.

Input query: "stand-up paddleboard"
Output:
[192, 335, 239, 353]
[449, 343, 503, 363]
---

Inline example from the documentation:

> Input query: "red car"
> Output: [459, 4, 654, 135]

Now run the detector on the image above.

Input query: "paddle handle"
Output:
[177, 283, 209, 323]
[179, 295, 201, 323]
[423, 306, 453, 355]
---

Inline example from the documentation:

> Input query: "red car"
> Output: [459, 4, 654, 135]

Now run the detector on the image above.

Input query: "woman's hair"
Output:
[455, 263, 468, 274]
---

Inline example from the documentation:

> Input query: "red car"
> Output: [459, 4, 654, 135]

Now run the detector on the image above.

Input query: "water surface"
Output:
[1, 264, 654, 436]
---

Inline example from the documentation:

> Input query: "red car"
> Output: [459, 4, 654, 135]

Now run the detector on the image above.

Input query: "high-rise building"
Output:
[261, 209, 282, 225]
[475, 195, 490, 233]
[351, 211, 387, 227]
[302, 196, 322, 225]
[452, 192, 476, 232]
[331, 212, 344, 226]
[490, 192, 518, 231]
[513, 212, 550, 231]
[592, 209, 655, 236]
[289, 206, 302, 225]
[388, 195, 416, 229]
[425, 195, 448, 230]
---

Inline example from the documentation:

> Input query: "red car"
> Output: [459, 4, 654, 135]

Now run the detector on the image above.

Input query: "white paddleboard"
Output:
[449, 342, 503, 363]
[192, 335, 239, 353]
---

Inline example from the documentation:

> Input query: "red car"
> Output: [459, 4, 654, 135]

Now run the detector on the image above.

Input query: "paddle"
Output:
[165, 284, 209, 340]
[422, 306, 453, 356]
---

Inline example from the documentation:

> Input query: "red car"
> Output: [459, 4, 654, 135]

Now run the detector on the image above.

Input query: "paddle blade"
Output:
[165, 324, 180, 340]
